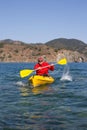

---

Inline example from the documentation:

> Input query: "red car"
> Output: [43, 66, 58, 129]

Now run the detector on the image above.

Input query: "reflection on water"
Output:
[19, 85, 53, 96]
[32, 85, 52, 95]
[19, 87, 30, 96]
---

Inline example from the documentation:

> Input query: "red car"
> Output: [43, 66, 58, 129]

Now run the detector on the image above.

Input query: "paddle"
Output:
[20, 58, 67, 78]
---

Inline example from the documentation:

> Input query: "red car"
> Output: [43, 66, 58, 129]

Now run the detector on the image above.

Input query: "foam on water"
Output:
[16, 81, 27, 87]
[60, 73, 72, 81]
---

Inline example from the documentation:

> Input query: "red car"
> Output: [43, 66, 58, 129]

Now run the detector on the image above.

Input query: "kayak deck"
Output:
[29, 75, 54, 87]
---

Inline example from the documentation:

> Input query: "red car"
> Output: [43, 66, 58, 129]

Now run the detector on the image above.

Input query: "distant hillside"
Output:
[45, 38, 87, 56]
[0, 39, 25, 45]
[0, 38, 87, 62]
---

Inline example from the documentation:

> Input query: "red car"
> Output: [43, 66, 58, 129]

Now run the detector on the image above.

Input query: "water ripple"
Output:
[0, 62, 87, 129]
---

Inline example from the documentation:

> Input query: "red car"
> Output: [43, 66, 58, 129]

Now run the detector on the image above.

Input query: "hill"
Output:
[0, 38, 87, 62]
[45, 38, 87, 56]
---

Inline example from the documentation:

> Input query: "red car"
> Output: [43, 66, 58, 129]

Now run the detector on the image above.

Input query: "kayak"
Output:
[29, 75, 54, 87]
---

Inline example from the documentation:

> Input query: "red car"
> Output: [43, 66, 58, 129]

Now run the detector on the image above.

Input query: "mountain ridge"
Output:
[0, 38, 87, 62]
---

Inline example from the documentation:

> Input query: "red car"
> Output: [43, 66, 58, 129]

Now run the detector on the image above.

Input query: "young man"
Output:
[34, 57, 54, 76]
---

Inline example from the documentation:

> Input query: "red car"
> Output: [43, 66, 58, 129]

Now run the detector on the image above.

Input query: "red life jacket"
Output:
[34, 62, 54, 75]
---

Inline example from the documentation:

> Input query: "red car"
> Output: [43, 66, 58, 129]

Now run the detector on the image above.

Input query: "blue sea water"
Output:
[0, 62, 87, 130]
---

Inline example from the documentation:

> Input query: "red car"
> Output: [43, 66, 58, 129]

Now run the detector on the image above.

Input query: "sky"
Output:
[0, 0, 87, 44]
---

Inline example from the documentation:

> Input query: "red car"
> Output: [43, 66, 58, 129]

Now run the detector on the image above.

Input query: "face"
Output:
[38, 60, 43, 64]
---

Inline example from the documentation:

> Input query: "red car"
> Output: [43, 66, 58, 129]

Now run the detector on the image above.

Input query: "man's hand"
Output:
[38, 67, 42, 70]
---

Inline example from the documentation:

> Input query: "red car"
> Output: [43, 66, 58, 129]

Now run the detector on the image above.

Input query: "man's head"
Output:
[38, 57, 44, 64]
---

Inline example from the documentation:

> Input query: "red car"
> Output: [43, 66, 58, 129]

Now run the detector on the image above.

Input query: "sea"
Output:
[0, 62, 87, 130]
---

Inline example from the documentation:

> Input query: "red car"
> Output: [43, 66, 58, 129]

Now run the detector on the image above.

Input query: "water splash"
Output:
[16, 81, 27, 87]
[60, 65, 72, 81]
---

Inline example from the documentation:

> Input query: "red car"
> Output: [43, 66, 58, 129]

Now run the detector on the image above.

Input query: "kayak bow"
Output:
[29, 75, 54, 87]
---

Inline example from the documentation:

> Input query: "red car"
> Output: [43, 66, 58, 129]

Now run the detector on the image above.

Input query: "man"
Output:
[34, 57, 54, 76]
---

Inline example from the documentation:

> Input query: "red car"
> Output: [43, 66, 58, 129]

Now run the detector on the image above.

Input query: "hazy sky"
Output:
[0, 0, 87, 43]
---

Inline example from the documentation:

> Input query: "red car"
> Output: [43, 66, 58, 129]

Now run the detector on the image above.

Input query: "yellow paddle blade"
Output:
[58, 58, 67, 65]
[20, 69, 34, 78]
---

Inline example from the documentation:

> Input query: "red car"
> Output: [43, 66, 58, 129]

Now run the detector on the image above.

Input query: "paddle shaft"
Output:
[35, 63, 57, 71]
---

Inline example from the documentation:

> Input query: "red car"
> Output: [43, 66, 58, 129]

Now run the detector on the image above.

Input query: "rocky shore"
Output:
[0, 39, 87, 63]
